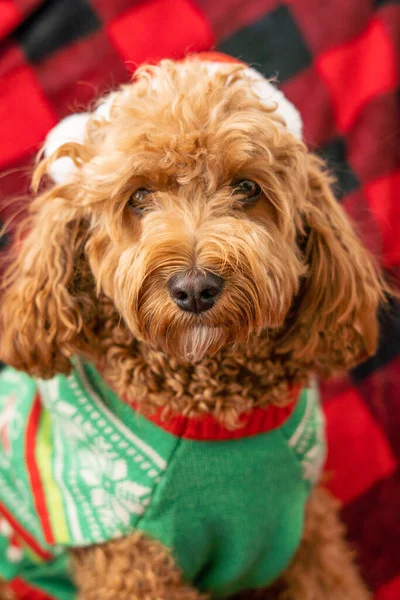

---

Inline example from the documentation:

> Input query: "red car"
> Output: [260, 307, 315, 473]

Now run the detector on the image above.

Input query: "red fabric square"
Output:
[281, 65, 335, 146]
[324, 388, 397, 504]
[195, 0, 278, 41]
[380, 4, 400, 63]
[0, 155, 32, 217]
[316, 18, 397, 133]
[36, 31, 128, 118]
[89, 0, 135, 23]
[107, 0, 214, 67]
[288, 0, 372, 55]
[320, 374, 353, 404]
[342, 470, 400, 592]
[364, 171, 400, 268]
[0, 64, 57, 169]
[377, 575, 400, 600]
[13, 0, 42, 14]
[0, 40, 25, 78]
[347, 91, 400, 184]
[358, 360, 400, 461]
[0, 0, 21, 40]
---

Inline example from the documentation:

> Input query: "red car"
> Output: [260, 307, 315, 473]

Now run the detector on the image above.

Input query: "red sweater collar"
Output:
[131, 384, 301, 441]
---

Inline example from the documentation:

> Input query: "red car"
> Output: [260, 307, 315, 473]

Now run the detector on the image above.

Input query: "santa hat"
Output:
[45, 52, 303, 185]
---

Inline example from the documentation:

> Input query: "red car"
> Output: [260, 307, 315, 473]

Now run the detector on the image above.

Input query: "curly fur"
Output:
[72, 533, 205, 600]
[0, 59, 385, 598]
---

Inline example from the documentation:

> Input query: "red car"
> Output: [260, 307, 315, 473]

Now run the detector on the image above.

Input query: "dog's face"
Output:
[84, 64, 306, 361]
[0, 61, 384, 376]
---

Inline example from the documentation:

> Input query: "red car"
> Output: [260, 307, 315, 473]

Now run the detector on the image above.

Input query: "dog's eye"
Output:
[233, 180, 262, 203]
[128, 188, 152, 214]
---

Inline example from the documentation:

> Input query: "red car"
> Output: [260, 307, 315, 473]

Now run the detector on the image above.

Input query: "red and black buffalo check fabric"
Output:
[0, 0, 399, 598]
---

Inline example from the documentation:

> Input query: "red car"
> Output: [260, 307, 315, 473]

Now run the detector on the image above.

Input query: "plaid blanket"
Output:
[0, 1, 399, 598]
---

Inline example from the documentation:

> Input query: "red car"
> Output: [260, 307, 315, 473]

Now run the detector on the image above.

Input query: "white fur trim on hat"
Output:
[44, 61, 303, 184]
[44, 93, 125, 184]
[44, 113, 90, 184]
[243, 66, 303, 140]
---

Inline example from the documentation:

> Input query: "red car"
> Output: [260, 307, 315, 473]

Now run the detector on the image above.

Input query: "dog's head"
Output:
[0, 59, 385, 377]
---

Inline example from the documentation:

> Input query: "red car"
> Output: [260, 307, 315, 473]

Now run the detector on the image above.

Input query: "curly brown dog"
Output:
[0, 55, 385, 599]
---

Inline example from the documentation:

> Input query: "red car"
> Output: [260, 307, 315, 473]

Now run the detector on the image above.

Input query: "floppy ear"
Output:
[280, 154, 386, 374]
[0, 174, 97, 379]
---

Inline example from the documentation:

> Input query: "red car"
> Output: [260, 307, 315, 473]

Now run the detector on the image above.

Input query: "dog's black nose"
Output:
[168, 270, 224, 314]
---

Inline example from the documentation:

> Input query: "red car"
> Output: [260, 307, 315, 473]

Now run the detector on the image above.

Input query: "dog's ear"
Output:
[0, 160, 96, 379]
[280, 154, 386, 374]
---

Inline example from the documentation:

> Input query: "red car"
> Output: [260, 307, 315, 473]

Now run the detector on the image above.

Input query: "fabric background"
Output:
[0, 0, 399, 598]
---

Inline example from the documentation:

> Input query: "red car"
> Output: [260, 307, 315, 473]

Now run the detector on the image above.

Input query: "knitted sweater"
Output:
[0, 358, 326, 599]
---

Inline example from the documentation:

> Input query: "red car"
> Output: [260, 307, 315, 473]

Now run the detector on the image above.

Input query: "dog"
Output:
[0, 53, 385, 599]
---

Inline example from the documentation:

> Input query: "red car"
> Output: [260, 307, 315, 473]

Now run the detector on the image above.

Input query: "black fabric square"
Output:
[316, 137, 359, 200]
[375, 0, 400, 6]
[351, 297, 400, 383]
[218, 4, 312, 82]
[14, 0, 101, 63]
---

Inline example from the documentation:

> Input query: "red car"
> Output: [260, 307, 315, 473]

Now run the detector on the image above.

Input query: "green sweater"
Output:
[0, 358, 325, 599]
